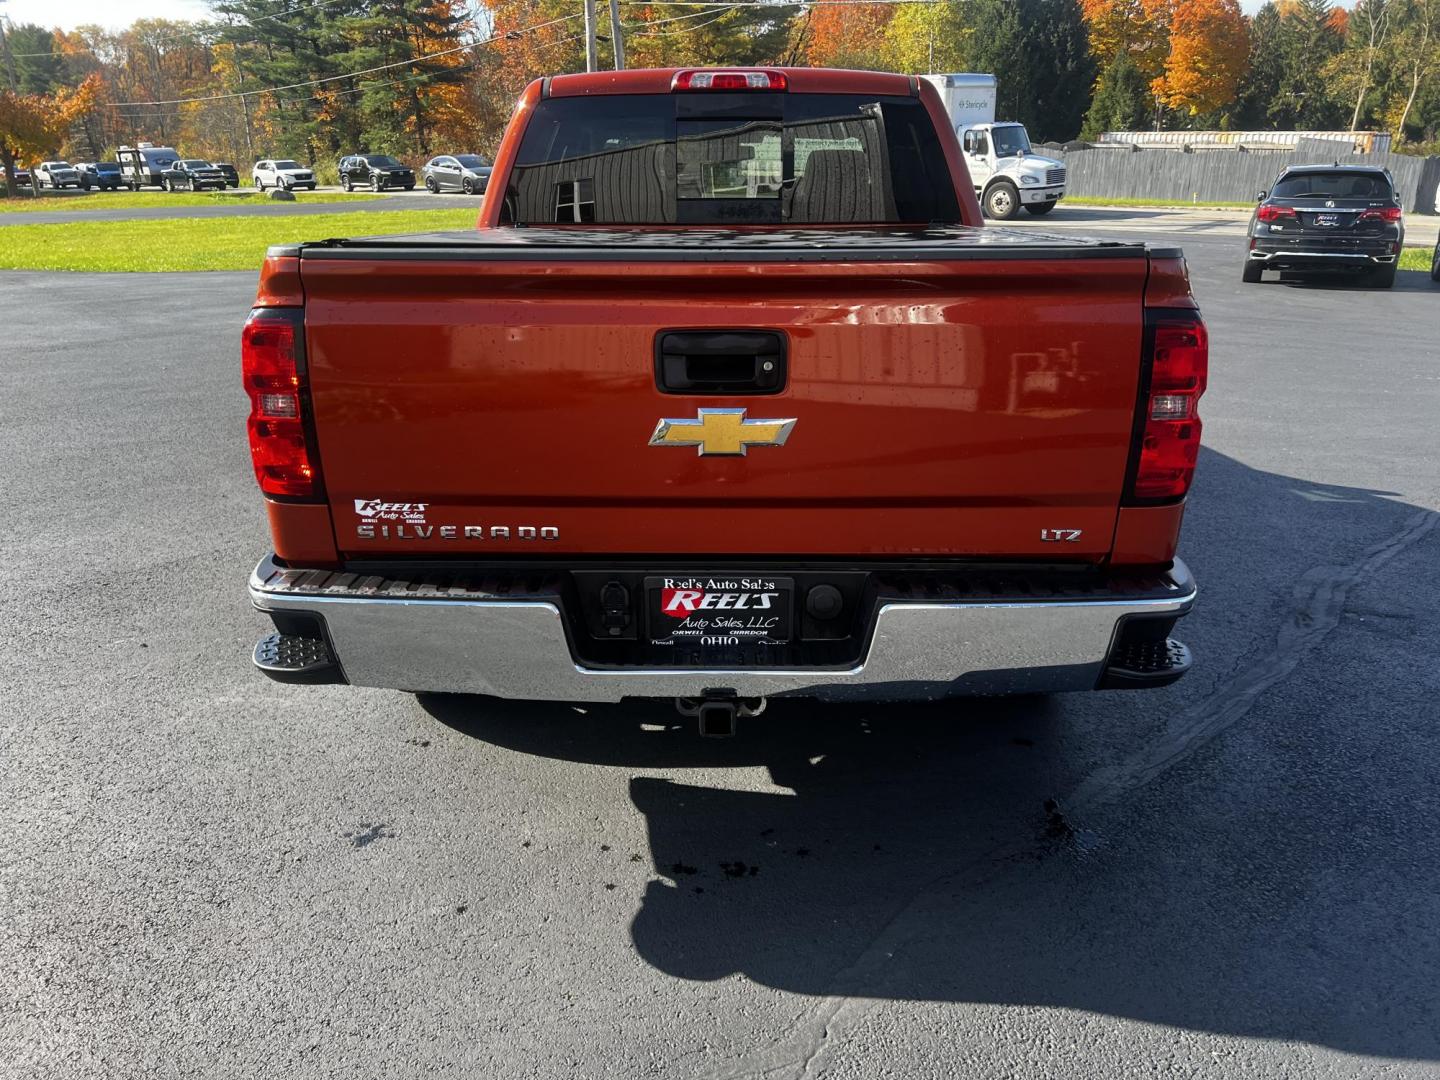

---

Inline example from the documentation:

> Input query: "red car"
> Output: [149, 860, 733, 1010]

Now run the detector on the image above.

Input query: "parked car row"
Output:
[336, 152, 493, 193]
[111, 145, 238, 191]
[14, 160, 129, 191]
[3, 155, 240, 194]
[6, 147, 496, 198]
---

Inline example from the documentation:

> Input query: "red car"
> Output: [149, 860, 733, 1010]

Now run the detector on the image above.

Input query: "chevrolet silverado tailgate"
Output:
[291, 227, 1156, 559]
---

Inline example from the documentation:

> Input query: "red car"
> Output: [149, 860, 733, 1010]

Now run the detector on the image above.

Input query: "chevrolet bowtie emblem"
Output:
[649, 408, 797, 456]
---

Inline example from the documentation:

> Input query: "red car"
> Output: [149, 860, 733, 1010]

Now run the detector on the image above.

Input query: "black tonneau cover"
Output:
[272, 226, 1173, 264]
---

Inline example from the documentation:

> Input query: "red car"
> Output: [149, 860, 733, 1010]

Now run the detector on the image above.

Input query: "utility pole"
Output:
[608, 0, 624, 70]
[583, 0, 597, 73]
[0, 11, 20, 93]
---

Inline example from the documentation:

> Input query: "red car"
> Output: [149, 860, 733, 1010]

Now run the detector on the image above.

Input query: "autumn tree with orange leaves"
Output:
[1153, 0, 1250, 114]
[1083, 0, 1249, 123]
[800, 2, 896, 69]
[0, 74, 102, 197]
[1081, 0, 1169, 76]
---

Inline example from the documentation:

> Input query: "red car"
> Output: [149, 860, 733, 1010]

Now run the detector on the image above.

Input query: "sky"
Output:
[1, 0, 1291, 33]
[2, 0, 213, 32]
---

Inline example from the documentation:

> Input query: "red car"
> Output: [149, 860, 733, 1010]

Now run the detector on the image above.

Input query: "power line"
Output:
[6, 0, 493, 61]
[111, 25, 588, 121]
[616, 1, 939, 5]
[5, 1, 935, 63]
[103, 12, 580, 107]
[632, 9, 737, 36]
[225, 0, 358, 28]
[622, 5, 733, 28]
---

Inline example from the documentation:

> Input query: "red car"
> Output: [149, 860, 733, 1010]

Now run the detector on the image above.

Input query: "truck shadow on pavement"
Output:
[421, 448, 1440, 1064]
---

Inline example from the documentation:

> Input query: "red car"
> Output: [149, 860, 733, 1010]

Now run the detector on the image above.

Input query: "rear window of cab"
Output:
[503, 92, 960, 227]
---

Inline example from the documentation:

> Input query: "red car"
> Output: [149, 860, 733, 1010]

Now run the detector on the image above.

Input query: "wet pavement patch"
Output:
[344, 823, 393, 848]
[1043, 798, 1075, 840]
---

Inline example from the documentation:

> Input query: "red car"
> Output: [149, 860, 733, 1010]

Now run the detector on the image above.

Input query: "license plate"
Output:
[645, 575, 793, 649]
[1314, 213, 1339, 226]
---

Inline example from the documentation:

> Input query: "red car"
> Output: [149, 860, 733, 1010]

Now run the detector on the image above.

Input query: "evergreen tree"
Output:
[1231, 3, 1286, 128]
[211, 0, 368, 164]
[8, 25, 66, 95]
[1081, 52, 1151, 137]
[1272, 0, 1346, 128]
[965, 0, 1096, 142]
[328, 0, 473, 157]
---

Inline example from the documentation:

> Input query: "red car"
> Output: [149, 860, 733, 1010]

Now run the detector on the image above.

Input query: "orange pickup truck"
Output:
[243, 67, 1206, 734]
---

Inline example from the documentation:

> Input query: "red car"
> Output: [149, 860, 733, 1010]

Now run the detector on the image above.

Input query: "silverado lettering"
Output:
[244, 66, 1205, 728]
[355, 524, 560, 540]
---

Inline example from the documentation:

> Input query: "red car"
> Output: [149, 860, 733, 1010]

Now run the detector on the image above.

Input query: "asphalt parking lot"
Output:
[4, 220, 1439, 1078]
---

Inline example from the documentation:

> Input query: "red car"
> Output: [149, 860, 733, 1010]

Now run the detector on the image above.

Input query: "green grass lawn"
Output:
[1398, 246, 1433, 272]
[1066, 196, 1257, 210]
[0, 208, 481, 271]
[0, 189, 382, 213]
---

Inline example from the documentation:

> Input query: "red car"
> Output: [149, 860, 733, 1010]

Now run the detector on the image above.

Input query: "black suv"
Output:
[339, 154, 415, 192]
[1244, 165, 1404, 288]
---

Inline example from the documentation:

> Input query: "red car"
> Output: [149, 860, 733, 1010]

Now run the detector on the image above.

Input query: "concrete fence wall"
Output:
[1041, 143, 1440, 214]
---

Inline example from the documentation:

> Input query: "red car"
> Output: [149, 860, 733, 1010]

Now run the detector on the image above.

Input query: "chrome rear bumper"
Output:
[249, 556, 1196, 702]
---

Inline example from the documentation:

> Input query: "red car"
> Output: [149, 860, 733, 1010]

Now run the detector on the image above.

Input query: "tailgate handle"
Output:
[655, 330, 787, 395]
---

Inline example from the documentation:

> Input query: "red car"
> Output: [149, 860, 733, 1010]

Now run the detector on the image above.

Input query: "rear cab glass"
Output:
[1272, 171, 1394, 200]
[503, 92, 960, 226]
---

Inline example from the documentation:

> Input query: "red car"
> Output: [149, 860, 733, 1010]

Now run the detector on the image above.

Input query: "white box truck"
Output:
[919, 73, 1067, 220]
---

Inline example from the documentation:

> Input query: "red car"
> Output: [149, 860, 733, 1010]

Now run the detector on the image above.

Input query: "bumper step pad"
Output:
[253, 632, 344, 684]
[1101, 637, 1192, 689]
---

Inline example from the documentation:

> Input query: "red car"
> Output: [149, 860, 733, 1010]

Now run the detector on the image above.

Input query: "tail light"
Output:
[1256, 205, 1296, 223]
[242, 308, 322, 499]
[1127, 311, 1208, 503]
[1358, 206, 1402, 222]
[672, 70, 788, 92]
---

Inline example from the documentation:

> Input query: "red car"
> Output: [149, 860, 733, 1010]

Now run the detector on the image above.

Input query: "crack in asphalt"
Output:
[697, 507, 1440, 1080]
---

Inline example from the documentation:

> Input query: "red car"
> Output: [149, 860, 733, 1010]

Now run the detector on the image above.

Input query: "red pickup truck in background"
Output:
[243, 67, 1206, 735]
